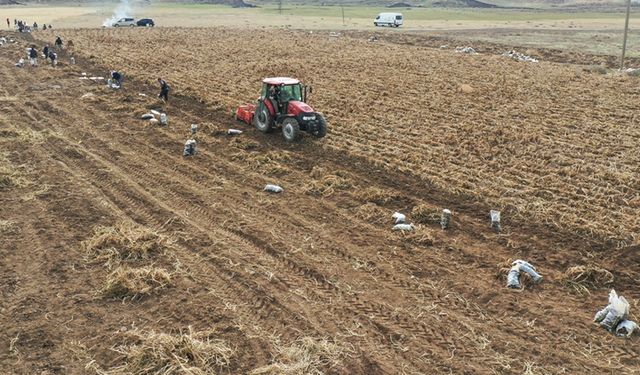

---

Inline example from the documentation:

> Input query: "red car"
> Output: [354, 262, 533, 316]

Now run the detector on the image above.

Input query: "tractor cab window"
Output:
[279, 84, 303, 102]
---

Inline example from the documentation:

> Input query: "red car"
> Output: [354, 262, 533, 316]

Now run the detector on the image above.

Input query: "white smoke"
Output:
[102, 0, 133, 27]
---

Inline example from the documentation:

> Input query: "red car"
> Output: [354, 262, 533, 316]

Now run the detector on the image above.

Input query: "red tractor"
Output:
[236, 77, 327, 142]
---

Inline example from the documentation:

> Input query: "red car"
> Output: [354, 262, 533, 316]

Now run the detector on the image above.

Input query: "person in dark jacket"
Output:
[110, 71, 123, 88]
[54, 36, 63, 50]
[48, 51, 57, 67]
[43, 45, 49, 61]
[157, 78, 170, 102]
[29, 46, 38, 67]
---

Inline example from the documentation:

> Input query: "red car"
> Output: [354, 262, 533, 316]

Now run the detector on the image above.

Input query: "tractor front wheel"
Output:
[314, 115, 327, 138]
[253, 102, 273, 133]
[282, 118, 300, 142]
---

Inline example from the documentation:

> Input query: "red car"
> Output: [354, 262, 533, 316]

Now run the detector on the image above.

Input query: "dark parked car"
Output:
[137, 19, 155, 27]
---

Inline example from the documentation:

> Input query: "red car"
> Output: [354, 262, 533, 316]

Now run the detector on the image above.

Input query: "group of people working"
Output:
[14, 32, 171, 103]
[20, 36, 66, 68]
[109, 72, 171, 103]
[6, 18, 53, 33]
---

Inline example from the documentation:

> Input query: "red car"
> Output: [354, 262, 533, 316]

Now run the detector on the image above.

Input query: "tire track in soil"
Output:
[0, 95, 314, 370]
[7, 66, 465, 372]
[10, 104, 403, 371]
[74, 97, 584, 374]
[3, 39, 636, 374]
[8, 94, 608, 375]
[58, 105, 484, 365]
[118, 96, 639, 373]
[37, 123, 440, 373]
[34, 84, 610, 374]
[39, 135, 315, 338]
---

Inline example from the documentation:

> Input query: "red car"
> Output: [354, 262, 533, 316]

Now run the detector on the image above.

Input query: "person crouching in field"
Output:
[29, 46, 38, 67]
[110, 71, 123, 89]
[158, 78, 170, 103]
[48, 51, 57, 67]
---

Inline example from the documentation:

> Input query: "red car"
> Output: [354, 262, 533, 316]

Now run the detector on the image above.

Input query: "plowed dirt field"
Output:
[0, 28, 638, 374]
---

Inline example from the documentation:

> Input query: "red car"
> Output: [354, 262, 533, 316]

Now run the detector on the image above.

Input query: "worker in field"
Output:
[43, 45, 49, 61]
[6, 18, 9, 29]
[157, 78, 170, 103]
[48, 50, 57, 67]
[110, 71, 123, 89]
[54, 36, 63, 50]
[29, 46, 38, 67]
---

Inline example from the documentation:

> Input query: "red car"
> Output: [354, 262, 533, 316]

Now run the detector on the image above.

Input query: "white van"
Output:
[374, 13, 403, 27]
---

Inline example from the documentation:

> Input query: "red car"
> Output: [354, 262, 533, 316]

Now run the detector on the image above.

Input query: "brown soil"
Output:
[346, 29, 640, 67]
[0, 30, 638, 374]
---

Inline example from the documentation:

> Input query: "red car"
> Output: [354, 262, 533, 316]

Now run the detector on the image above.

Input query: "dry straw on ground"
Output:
[99, 266, 172, 299]
[411, 204, 441, 225]
[302, 167, 352, 196]
[355, 186, 402, 206]
[562, 265, 614, 295]
[0, 220, 19, 235]
[400, 228, 435, 247]
[96, 327, 234, 375]
[231, 150, 291, 175]
[0, 152, 30, 191]
[250, 337, 343, 375]
[229, 137, 260, 151]
[352, 202, 388, 224]
[82, 221, 172, 268]
[60, 28, 640, 244]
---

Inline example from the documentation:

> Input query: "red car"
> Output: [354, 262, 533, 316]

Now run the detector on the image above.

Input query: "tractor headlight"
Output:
[302, 115, 316, 121]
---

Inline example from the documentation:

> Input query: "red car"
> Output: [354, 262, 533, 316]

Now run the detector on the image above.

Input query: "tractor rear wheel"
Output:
[314, 115, 327, 138]
[253, 102, 273, 133]
[282, 118, 300, 142]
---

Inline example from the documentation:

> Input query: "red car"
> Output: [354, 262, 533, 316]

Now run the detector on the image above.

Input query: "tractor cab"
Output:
[236, 77, 327, 142]
[261, 77, 307, 117]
